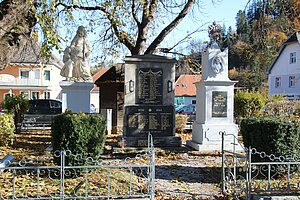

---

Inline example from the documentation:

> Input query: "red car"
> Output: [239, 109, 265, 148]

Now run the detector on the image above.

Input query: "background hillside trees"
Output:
[227, 0, 300, 89]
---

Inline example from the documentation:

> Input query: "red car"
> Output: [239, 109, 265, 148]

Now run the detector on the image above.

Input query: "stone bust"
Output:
[60, 26, 93, 82]
[211, 55, 224, 74]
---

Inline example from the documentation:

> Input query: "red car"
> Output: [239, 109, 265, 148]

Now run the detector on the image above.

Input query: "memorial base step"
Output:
[118, 136, 182, 147]
[186, 139, 244, 152]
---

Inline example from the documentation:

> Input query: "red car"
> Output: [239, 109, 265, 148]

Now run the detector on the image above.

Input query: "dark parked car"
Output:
[27, 99, 62, 115]
[22, 99, 62, 129]
[175, 104, 196, 115]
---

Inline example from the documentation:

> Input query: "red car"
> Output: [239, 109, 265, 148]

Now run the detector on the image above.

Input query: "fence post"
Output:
[60, 150, 65, 199]
[148, 133, 155, 200]
[245, 148, 249, 200]
[221, 131, 225, 194]
[247, 147, 252, 200]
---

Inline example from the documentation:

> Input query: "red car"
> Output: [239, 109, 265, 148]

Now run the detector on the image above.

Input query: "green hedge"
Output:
[1, 95, 29, 133]
[241, 117, 300, 159]
[0, 114, 15, 146]
[234, 90, 266, 124]
[51, 112, 106, 165]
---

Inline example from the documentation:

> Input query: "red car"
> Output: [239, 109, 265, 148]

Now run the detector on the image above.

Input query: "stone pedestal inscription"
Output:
[123, 55, 179, 147]
[212, 91, 227, 117]
[137, 68, 163, 104]
[124, 105, 174, 137]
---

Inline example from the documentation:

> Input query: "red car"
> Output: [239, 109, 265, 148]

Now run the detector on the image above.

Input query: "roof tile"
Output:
[175, 74, 201, 96]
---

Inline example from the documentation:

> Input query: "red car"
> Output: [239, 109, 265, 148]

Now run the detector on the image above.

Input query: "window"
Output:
[32, 69, 40, 79]
[275, 77, 281, 88]
[20, 69, 40, 80]
[289, 76, 296, 87]
[192, 100, 196, 104]
[50, 100, 62, 109]
[31, 91, 40, 100]
[290, 52, 296, 64]
[44, 70, 50, 81]
[44, 92, 50, 99]
[20, 69, 29, 79]
[20, 91, 29, 99]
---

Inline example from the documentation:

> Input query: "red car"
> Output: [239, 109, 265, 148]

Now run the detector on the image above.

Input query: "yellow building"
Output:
[0, 42, 64, 102]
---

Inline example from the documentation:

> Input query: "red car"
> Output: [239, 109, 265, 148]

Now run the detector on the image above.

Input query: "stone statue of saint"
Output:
[61, 26, 92, 82]
[60, 47, 73, 81]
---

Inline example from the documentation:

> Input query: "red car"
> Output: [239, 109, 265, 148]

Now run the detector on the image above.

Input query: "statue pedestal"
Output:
[60, 81, 94, 113]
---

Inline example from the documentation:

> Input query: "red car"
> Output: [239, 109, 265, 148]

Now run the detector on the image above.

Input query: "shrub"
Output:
[51, 112, 106, 165]
[175, 114, 189, 133]
[1, 95, 29, 133]
[234, 90, 266, 123]
[241, 117, 300, 160]
[0, 114, 15, 146]
[264, 99, 300, 119]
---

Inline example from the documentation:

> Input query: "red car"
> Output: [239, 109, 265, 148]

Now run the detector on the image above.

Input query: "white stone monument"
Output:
[60, 81, 94, 113]
[186, 22, 241, 151]
[59, 26, 94, 113]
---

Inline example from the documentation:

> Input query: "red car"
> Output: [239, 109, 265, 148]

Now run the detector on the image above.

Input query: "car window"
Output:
[50, 100, 62, 108]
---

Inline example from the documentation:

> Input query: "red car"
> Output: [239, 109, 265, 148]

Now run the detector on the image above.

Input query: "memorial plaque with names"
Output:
[137, 68, 163, 104]
[124, 105, 174, 137]
[212, 91, 227, 117]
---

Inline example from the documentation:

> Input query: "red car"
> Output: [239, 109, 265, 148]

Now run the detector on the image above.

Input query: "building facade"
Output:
[268, 32, 300, 100]
[174, 74, 201, 105]
[0, 42, 64, 102]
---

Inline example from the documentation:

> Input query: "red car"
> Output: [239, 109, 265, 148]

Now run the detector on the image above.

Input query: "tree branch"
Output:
[134, 0, 158, 54]
[131, 0, 140, 26]
[55, 2, 105, 12]
[162, 25, 207, 53]
[145, 0, 195, 54]
[56, 2, 135, 53]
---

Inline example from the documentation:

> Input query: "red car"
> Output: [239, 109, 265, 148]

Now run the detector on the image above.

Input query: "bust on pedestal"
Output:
[59, 26, 94, 113]
[186, 22, 242, 151]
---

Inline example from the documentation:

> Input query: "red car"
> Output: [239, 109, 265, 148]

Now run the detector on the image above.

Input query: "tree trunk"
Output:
[0, 0, 36, 69]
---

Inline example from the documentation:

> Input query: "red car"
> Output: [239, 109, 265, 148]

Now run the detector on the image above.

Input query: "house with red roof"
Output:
[174, 74, 201, 105]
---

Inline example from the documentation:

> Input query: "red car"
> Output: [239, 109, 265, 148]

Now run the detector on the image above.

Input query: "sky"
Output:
[163, 0, 249, 49]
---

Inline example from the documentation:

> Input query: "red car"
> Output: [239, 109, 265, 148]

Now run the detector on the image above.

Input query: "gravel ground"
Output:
[154, 150, 226, 200]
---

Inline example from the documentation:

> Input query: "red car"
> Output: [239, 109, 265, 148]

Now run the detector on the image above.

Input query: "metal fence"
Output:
[221, 131, 300, 199]
[0, 134, 155, 199]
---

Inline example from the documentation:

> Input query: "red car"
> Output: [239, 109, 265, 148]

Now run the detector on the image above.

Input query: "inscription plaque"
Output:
[124, 105, 174, 137]
[137, 68, 163, 104]
[212, 91, 227, 117]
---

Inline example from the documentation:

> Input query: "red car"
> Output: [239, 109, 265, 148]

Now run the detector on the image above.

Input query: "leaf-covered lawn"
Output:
[0, 130, 151, 199]
[0, 130, 52, 160]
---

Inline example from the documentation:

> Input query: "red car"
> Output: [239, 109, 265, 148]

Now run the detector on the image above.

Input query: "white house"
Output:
[268, 32, 300, 100]
[0, 41, 64, 102]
